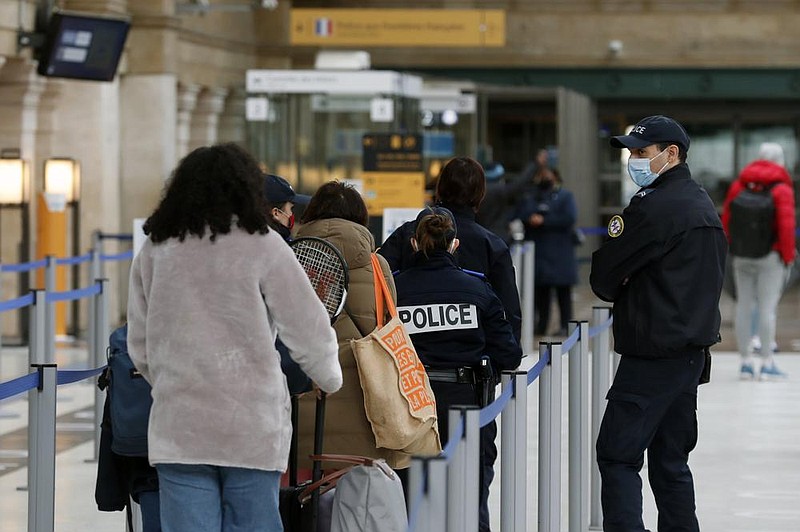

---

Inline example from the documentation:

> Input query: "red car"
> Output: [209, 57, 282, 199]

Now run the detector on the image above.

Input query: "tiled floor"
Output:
[2, 282, 800, 531]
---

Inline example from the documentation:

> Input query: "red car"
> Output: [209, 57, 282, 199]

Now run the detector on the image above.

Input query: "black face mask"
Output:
[538, 180, 554, 191]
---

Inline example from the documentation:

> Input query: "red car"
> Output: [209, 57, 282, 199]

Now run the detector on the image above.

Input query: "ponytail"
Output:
[415, 213, 456, 257]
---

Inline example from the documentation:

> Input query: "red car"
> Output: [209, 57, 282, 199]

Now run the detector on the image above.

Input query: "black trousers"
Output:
[431, 381, 495, 532]
[534, 284, 572, 335]
[596, 351, 705, 532]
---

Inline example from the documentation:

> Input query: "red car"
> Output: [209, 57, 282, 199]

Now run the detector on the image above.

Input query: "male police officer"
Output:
[590, 116, 726, 532]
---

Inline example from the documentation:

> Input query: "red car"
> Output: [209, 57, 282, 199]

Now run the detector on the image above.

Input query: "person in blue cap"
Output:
[263, 173, 313, 395]
[263, 173, 310, 241]
[590, 115, 727, 532]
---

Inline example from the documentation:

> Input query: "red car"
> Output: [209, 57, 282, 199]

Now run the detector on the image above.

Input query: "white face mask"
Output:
[628, 147, 670, 187]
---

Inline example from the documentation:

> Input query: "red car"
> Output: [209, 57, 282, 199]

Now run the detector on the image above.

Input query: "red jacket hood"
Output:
[738, 159, 792, 187]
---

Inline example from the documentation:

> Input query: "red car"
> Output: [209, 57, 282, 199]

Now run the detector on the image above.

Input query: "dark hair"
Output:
[300, 181, 369, 227]
[657, 142, 688, 163]
[415, 213, 456, 257]
[143, 143, 270, 243]
[435, 156, 486, 211]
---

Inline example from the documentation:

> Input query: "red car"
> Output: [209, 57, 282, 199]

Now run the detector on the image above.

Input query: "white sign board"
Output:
[381, 207, 422, 245]
[246, 97, 269, 121]
[246, 70, 422, 97]
[370, 98, 394, 123]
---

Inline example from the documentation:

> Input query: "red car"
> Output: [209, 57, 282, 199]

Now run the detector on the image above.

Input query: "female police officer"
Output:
[393, 207, 522, 532]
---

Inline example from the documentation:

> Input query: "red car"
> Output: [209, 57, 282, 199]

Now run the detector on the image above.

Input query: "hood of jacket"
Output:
[294, 218, 375, 269]
[739, 159, 792, 187]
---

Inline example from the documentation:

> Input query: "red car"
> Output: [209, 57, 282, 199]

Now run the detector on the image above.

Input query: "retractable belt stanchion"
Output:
[569, 321, 591, 532]
[428, 457, 448, 531]
[446, 408, 466, 532]
[28, 363, 57, 532]
[461, 405, 481, 532]
[92, 279, 109, 460]
[44, 256, 56, 364]
[538, 342, 562, 532]
[24, 290, 47, 495]
[522, 243, 535, 354]
[409, 457, 429, 531]
[590, 306, 613, 530]
[500, 370, 528, 532]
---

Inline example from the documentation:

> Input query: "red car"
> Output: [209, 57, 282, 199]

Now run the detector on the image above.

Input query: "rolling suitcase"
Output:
[280, 393, 335, 532]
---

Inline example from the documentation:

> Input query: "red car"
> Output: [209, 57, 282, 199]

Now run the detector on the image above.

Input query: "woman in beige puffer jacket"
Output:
[294, 182, 411, 472]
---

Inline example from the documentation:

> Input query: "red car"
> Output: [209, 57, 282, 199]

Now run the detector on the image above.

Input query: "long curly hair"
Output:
[144, 143, 270, 243]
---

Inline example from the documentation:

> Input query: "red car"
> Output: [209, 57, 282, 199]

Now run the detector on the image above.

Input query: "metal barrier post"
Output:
[446, 408, 466, 532]
[569, 321, 591, 532]
[428, 457, 448, 531]
[86, 250, 96, 362]
[500, 370, 528, 532]
[28, 364, 57, 532]
[29, 290, 46, 366]
[462, 406, 481, 532]
[409, 457, 429, 530]
[590, 306, 612, 530]
[538, 342, 562, 532]
[92, 279, 109, 460]
[522, 242, 535, 353]
[44, 255, 56, 364]
[510, 243, 523, 295]
[91, 230, 103, 281]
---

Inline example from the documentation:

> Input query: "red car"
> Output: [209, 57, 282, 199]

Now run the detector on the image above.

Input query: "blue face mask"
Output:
[627, 148, 669, 187]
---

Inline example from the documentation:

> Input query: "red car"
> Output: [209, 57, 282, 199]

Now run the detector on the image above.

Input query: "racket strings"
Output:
[293, 241, 347, 316]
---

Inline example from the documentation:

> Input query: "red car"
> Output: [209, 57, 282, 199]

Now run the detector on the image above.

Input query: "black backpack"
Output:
[729, 182, 778, 258]
[100, 324, 152, 457]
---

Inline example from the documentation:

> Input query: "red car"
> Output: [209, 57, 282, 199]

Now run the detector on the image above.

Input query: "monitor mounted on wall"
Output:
[36, 12, 130, 82]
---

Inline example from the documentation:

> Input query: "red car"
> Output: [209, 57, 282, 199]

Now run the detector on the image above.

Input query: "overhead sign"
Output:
[247, 69, 422, 97]
[362, 132, 425, 216]
[363, 133, 423, 173]
[290, 9, 505, 47]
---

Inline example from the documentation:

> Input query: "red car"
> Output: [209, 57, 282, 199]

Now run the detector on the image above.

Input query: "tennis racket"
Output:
[289, 237, 349, 321]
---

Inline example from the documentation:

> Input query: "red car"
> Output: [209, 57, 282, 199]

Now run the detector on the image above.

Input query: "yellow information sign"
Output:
[363, 172, 426, 216]
[290, 9, 505, 47]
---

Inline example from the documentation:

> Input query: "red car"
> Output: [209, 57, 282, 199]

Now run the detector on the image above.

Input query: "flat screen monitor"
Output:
[36, 12, 130, 82]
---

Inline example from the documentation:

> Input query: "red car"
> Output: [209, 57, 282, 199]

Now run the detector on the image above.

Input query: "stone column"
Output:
[188, 87, 229, 151]
[218, 87, 247, 146]
[176, 82, 200, 160]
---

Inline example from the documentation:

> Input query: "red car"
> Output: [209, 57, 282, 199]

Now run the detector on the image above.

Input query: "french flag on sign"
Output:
[314, 18, 333, 37]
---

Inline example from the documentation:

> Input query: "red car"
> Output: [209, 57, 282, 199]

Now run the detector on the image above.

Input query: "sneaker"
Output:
[740, 363, 756, 380]
[759, 364, 788, 380]
[750, 335, 761, 354]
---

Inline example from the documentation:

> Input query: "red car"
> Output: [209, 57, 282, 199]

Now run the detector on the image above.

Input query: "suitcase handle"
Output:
[298, 466, 352, 504]
[308, 454, 396, 480]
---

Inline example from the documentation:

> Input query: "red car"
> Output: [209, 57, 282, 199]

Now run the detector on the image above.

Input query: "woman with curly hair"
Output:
[127, 143, 342, 532]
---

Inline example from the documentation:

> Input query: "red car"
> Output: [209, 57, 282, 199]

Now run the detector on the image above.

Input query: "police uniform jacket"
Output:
[394, 250, 522, 373]
[589, 163, 727, 358]
[379, 204, 522, 342]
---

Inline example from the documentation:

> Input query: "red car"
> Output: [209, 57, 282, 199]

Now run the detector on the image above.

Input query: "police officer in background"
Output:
[590, 116, 727, 532]
[394, 207, 522, 532]
[379, 156, 522, 343]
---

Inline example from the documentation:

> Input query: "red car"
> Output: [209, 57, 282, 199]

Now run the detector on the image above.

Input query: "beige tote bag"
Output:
[350, 254, 441, 456]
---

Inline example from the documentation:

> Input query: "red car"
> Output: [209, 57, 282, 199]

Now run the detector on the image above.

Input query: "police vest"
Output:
[398, 303, 478, 334]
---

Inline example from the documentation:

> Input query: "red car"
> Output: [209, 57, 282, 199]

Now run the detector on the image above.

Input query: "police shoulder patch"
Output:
[607, 215, 624, 238]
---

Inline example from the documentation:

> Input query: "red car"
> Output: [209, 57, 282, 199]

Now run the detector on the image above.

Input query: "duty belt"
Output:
[425, 366, 477, 384]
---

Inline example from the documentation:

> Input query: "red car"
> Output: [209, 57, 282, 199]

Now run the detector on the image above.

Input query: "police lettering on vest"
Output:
[398, 303, 478, 334]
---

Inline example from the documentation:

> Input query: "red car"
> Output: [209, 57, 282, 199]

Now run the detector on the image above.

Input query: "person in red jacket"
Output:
[721, 142, 796, 380]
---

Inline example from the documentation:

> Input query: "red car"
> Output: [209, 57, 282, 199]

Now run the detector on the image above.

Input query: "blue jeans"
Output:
[155, 464, 282, 532]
